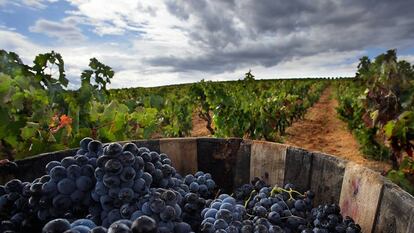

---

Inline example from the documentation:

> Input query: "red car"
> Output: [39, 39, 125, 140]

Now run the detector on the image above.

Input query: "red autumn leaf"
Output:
[59, 114, 72, 127]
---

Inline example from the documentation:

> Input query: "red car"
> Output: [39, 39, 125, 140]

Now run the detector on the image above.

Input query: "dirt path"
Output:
[284, 88, 391, 172]
[190, 111, 212, 137]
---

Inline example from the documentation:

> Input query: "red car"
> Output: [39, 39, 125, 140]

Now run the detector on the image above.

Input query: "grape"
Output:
[70, 190, 85, 203]
[197, 176, 206, 184]
[267, 212, 281, 225]
[107, 221, 131, 233]
[149, 198, 165, 213]
[189, 182, 199, 192]
[95, 168, 105, 181]
[120, 204, 136, 219]
[174, 222, 192, 233]
[57, 178, 76, 195]
[61, 157, 77, 168]
[76, 176, 93, 192]
[142, 172, 153, 186]
[76, 155, 89, 166]
[119, 151, 136, 165]
[294, 199, 306, 211]
[107, 209, 121, 224]
[144, 162, 155, 174]
[52, 194, 72, 210]
[37, 209, 50, 221]
[105, 159, 123, 175]
[133, 156, 144, 171]
[42, 181, 57, 194]
[184, 175, 194, 185]
[132, 178, 146, 193]
[91, 226, 108, 233]
[130, 210, 144, 221]
[204, 209, 217, 219]
[131, 215, 158, 233]
[103, 175, 121, 189]
[88, 140, 103, 154]
[42, 218, 71, 233]
[141, 152, 151, 162]
[46, 161, 61, 174]
[160, 206, 176, 221]
[67, 165, 82, 180]
[4, 179, 23, 193]
[214, 219, 228, 230]
[79, 137, 93, 151]
[162, 158, 172, 165]
[50, 166, 67, 181]
[105, 143, 123, 156]
[118, 188, 134, 202]
[122, 143, 138, 155]
[220, 202, 235, 212]
[81, 164, 95, 177]
[97, 155, 112, 168]
[71, 225, 90, 233]
[95, 181, 108, 196]
[141, 202, 152, 215]
[120, 167, 136, 182]
[40, 175, 51, 183]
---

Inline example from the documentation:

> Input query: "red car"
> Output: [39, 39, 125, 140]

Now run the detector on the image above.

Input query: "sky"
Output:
[0, 0, 414, 89]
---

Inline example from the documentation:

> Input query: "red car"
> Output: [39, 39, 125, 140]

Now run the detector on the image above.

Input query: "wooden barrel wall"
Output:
[0, 137, 413, 233]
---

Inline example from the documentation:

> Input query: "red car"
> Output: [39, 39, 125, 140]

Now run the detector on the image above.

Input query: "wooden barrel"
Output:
[1, 137, 413, 233]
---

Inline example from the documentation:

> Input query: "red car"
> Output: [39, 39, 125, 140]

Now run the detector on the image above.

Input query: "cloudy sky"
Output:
[1, 0, 414, 88]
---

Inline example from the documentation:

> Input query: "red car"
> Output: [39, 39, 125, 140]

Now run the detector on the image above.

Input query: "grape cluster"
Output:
[233, 177, 267, 203]
[134, 188, 194, 233]
[309, 204, 361, 233]
[0, 179, 41, 232]
[42, 218, 102, 233]
[42, 215, 191, 233]
[91, 142, 153, 227]
[0, 138, 100, 232]
[184, 172, 216, 199]
[40, 138, 98, 220]
[181, 192, 206, 231]
[0, 137, 362, 233]
[140, 150, 177, 190]
[242, 184, 313, 232]
[200, 182, 361, 233]
[200, 194, 246, 233]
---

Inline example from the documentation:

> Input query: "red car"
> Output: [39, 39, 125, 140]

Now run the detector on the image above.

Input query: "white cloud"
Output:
[0, 0, 57, 9]
[0, 24, 16, 31]
[0, 30, 40, 62]
[399, 55, 414, 64]
[29, 18, 86, 42]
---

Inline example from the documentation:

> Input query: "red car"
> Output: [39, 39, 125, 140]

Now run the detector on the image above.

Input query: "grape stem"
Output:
[244, 190, 257, 208]
[214, 189, 223, 199]
[270, 186, 305, 201]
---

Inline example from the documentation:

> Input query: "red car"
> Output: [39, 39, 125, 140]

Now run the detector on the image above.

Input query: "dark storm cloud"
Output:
[148, 0, 414, 72]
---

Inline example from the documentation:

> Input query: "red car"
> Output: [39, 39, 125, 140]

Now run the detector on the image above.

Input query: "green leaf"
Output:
[4, 135, 18, 147]
[11, 92, 25, 110]
[384, 121, 395, 138]
[47, 133, 56, 142]
[21, 124, 40, 140]
[370, 110, 379, 125]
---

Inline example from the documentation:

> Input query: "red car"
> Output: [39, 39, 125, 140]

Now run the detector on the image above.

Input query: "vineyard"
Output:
[0, 49, 326, 160]
[335, 50, 414, 193]
[2, 48, 414, 193]
[1, 48, 414, 232]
